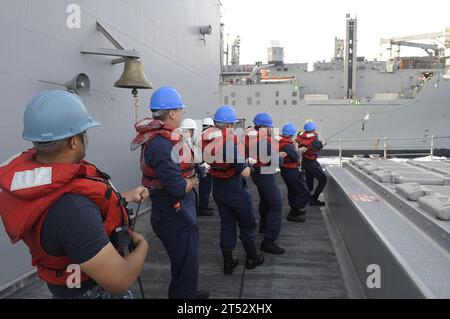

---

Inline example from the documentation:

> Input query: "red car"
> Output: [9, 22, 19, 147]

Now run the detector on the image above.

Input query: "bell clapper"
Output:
[132, 88, 140, 124]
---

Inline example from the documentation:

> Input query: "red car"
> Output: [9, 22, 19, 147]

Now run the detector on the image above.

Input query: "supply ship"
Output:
[221, 16, 450, 157]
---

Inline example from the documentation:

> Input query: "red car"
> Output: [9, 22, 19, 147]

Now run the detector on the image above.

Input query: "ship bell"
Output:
[114, 59, 153, 89]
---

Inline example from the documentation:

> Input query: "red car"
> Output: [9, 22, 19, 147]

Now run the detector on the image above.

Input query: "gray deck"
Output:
[5, 176, 348, 299]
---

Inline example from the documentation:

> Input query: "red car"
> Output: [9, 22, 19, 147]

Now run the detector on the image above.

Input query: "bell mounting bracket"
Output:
[80, 22, 140, 65]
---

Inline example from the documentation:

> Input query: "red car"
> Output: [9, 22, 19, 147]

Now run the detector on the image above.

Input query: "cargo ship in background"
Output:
[221, 16, 450, 157]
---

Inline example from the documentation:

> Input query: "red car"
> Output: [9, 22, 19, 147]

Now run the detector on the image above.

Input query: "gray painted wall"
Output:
[0, 0, 221, 291]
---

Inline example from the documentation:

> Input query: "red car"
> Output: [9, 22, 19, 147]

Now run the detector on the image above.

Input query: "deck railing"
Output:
[326, 135, 450, 166]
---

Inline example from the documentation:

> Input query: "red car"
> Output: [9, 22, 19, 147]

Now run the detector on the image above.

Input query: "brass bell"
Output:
[114, 59, 153, 89]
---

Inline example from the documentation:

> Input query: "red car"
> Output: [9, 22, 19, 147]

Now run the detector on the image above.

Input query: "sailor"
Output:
[181, 118, 214, 217]
[202, 105, 264, 275]
[180, 118, 198, 153]
[131, 87, 207, 299]
[197, 118, 215, 216]
[0, 90, 149, 299]
[278, 123, 310, 222]
[245, 113, 285, 254]
[296, 120, 327, 207]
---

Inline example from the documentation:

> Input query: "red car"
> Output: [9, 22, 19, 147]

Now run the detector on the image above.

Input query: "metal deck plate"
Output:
[326, 161, 450, 298]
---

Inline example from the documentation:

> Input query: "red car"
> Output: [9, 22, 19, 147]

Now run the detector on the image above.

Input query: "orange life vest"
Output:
[0, 149, 128, 286]
[201, 127, 242, 179]
[245, 128, 273, 168]
[278, 136, 300, 169]
[131, 118, 195, 190]
[296, 131, 321, 161]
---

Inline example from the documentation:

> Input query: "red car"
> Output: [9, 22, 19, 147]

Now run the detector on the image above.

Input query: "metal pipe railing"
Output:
[328, 135, 449, 143]
[431, 135, 435, 160]
[327, 135, 449, 167]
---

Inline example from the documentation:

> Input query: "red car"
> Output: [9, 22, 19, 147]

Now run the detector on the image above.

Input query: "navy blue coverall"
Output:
[250, 139, 283, 241]
[145, 136, 198, 299]
[302, 158, 328, 200]
[280, 143, 310, 211]
[212, 143, 257, 254]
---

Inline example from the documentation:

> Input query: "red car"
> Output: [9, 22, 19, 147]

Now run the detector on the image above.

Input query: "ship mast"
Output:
[344, 14, 357, 100]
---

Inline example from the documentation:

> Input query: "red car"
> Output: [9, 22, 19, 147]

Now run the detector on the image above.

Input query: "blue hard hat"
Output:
[282, 123, 297, 136]
[253, 112, 273, 128]
[214, 105, 237, 124]
[149, 87, 186, 110]
[22, 90, 102, 142]
[304, 121, 317, 132]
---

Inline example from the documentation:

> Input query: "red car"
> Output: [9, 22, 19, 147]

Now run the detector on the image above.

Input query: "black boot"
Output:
[246, 253, 265, 270]
[310, 197, 326, 207]
[198, 208, 214, 216]
[291, 208, 306, 216]
[260, 238, 285, 255]
[243, 242, 265, 270]
[222, 251, 239, 275]
[195, 289, 210, 299]
[287, 210, 306, 222]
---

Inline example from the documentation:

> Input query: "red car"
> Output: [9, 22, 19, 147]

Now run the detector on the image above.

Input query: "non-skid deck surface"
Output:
[6, 176, 347, 299]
